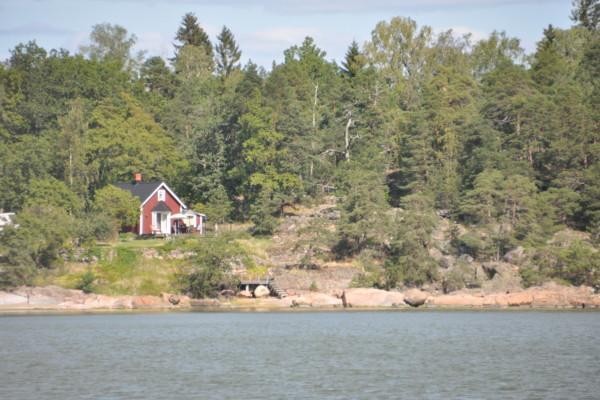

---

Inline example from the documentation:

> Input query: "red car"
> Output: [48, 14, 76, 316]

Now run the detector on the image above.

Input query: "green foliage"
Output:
[93, 184, 140, 230]
[178, 234, 247, 298]
[341, 41, 366, 78]
[76, 212, 118, 243]
[1, 10, 599, 291]
[241, 95, 302, 196]
[554, 241, 599, 287]
[79, 23, 143, 72]
[335, 162, 392, 255]
[86, 93, 187, 189]
[570, 0, 599, 30]
[75, 270, 96, 293]
[0, 205, 74, 287]
[249, 189, 280, 236]
[174, 13, 213, 63]
[383, 194, 439, 288]
[442, 261, 483, 293]
[522, 240, 599, 288]
[215, 26, 242, 77]
[24, 177, 83, 214]
[349, 250, 385, 288]
[193, 185, 232, 225]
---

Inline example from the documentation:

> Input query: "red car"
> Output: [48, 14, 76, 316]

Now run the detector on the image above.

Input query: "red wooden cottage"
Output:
[116, 174, 204, 236]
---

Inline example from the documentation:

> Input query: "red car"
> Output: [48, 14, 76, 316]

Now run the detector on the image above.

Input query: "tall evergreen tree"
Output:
[571, 0, 599, 31]
[341, 41, 366, 78]
[174, 13, 213, 62]
[215, 26, 242, 78]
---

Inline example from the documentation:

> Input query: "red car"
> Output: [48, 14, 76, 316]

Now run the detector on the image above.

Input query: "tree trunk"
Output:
[345, 112, 352, 161]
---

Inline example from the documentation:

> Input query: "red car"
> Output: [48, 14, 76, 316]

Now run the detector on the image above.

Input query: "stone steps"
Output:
[268, 282, 288, 298]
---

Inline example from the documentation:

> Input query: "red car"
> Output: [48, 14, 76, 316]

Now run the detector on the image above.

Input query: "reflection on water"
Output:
[1, 311, 599, 399]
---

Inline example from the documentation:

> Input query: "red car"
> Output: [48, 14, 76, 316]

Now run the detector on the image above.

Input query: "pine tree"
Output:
[341, 41, 365, 78]
[570, 0, 599, 31]
[215, 26, 241, 78]
[174, 13, 213, 62]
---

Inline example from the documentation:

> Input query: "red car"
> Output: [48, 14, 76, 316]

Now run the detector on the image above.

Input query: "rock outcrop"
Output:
[1, 283, 598, 312]
[0, 286, 190, 311]
[341, 288, 406, 308]
[290, 292, 342, 307]
[427, 283, 599, 308]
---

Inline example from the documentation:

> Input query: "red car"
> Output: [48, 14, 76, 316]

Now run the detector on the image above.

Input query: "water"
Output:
[1, 311, 599, 399]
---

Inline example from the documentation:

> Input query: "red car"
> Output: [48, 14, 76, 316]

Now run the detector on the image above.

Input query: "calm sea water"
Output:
[1, 311, 599, 399]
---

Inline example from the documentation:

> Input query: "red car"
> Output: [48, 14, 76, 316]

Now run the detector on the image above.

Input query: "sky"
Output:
[0, 0, 574, 68]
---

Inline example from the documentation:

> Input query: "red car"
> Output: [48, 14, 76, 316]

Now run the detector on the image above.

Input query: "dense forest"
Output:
[0, 1, 598, 290]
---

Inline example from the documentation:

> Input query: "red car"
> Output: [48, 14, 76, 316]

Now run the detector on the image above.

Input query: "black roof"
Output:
[114, 181, 163, 202]
[152, 201, 171, 212]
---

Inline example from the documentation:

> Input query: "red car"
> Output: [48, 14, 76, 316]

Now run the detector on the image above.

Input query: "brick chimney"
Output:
[134, 173, 142, 183]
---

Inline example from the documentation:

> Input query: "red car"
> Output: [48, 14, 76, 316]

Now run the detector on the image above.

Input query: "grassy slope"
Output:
[38, 230, 276, 296]
[38, 237, 178, 296]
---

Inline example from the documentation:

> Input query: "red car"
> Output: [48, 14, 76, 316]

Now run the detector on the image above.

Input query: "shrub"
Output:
[178, 234, 248, 298]
[93, 185, 139, 231]
[76, 212, 118, 243]
[519, 265, 545, 288]
[555, 241, 599, 287]
[521, 241, 599, 288]
[456, 232, 486, 258]
[76, 271, 96, 293]
[249, 190, 279, 235]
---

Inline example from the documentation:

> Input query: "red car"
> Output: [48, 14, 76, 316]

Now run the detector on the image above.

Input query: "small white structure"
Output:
[170, 209, 206, 234]
[0, 212, 16, 231]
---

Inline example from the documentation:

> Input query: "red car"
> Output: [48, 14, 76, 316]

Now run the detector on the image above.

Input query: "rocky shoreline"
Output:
[1, 283, 599, 313]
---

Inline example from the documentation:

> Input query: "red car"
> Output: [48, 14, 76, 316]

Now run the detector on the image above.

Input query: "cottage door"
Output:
[153, 212, 170, 234]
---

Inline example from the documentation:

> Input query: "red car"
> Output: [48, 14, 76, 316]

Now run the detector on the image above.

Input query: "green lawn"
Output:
[112, 238, 169, 249]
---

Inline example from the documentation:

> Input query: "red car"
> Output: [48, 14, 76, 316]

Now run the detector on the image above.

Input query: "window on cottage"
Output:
[157, 189, 166, 201]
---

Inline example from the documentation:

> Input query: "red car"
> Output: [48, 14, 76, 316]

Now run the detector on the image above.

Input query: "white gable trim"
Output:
[139, 205, 144, 235]
[140, 182, 187, 209]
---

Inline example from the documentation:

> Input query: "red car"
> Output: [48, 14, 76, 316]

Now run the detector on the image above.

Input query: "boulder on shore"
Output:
[254, 285, 270, 298]
[403, 289, 429, 307]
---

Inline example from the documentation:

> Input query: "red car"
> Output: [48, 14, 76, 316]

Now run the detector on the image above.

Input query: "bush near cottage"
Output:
[177, 234, 250, 298]
[0, 205, 75, 288]
[93, 185, 140, 232]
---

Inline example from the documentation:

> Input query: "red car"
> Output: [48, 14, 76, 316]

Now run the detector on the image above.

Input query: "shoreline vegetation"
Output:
[1, 4, 599, 305]
[1, 283, 599, 314]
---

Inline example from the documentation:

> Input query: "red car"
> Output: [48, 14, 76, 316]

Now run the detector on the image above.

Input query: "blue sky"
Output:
[0, 0, 573, 67]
